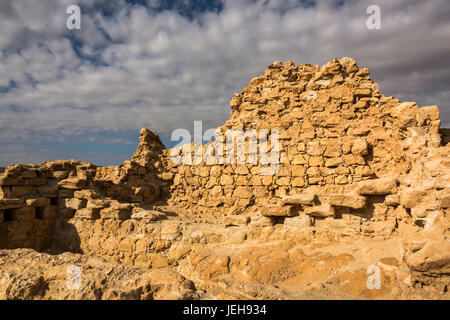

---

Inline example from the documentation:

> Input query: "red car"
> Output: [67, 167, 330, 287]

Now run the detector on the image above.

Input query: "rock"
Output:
[325, 192, 366, 209]
[224, 215, 250, 226]
[351, 138, 368, 155]
[284, 214, 312, 228]
[0, 248, 196, 300]
[25, 197, 50, 207]
[65, 198, 87, 210]
[59, 177, 87, 190]
[0, 199, 23, 210]
[233, 186, 253, 199]
[130, 208, 164, 221]
[358, 178, 397, 195]
[261, 205, 294, 217]
[281, 193, 316, 205]
[304, 204, 335, 218]
[75, 208, 100, 220]
[406, 241, 450, 274]
[385, 194, 400, 206]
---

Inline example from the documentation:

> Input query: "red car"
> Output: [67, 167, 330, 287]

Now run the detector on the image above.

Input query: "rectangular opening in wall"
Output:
[35, 207, 45, 220]
[50, 198, 58, 206]
[4, 209, 15, 222]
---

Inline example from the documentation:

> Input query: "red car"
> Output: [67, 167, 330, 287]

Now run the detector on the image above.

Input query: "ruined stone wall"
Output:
[0, 132, 168, 252]
[164, 58, 444, 220]
[0, 58, 448, 269]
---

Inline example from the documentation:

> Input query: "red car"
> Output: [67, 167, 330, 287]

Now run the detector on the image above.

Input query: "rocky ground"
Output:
[1, 204, 448, 300]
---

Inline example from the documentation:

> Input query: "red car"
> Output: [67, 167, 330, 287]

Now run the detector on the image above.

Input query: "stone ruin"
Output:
[0, 58, 449, 300]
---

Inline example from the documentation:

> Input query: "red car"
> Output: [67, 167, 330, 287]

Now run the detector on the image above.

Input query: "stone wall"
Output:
[0, 58, 448, 270]
[0, 131, 169, 251]
[165, 58, 444, 222]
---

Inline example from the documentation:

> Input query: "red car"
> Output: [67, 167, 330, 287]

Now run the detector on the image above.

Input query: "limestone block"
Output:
[351, 138, 368, 155]
[325, 192, 367, 209]
[25, 197, 51, 207]
[284, 214, 312, 228]
[292, 177, 305, 187]
[75, 208, 101, 220]
[0, 199, 23, 210]
[281, 193, 316, 205]
[358, 178, 397, 195]
[59, 177, 87, 189]
[220, 175, 234, 186]
[406, 241, 450, 274]
[304, 204, 335, 218]
[307, 142, 322, 156]
[385, 194, 400, 206]
[261, 205, 294, 217]
[223, 215, 250, 226]
[325, 157, 342, 167]
[233, 186, 253, 199]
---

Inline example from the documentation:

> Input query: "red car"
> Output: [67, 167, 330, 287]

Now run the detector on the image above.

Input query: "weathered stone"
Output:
[281, 193, 316, 205]
[65, 198, 87, 210]
[223, 215, 250, 226]
[304, 204, 335, 218]
[358, 178, 397, 195]
[326, 193, 366, 209]
[25, 197, 50, 207]
[261, 205, 294, 217]
[233, 186, 253, 199]
[0, 199, 23, 210]
[406, 241, 450, 274]
[59, 177, 87, 189]
[284, 214, 312, 228]
[75, 208, 100, 220]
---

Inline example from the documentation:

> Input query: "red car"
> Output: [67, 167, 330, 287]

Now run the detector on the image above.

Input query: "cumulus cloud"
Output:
[0, 0, 449, 166]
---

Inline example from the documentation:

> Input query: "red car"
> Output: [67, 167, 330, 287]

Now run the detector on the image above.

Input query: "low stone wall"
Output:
[0, 154, 167, 251]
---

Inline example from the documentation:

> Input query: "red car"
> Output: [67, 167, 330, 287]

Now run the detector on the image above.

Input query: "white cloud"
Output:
[0, 0, 449, 165]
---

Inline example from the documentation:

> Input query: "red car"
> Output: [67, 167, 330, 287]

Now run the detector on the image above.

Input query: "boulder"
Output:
[281, 193, 316, 205]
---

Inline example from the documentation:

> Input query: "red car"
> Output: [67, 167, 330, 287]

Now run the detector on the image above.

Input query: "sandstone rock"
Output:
[406, 241, 450, 274]
[385, 194, 400, 206]
[284, 214, 312, 228]
[351, 138, 368, 155]
[358, 178, 397, 195]
[281, 193, 316, 205]
[261, 205, 294, 217]
[326, 192, 366, 209]
[59, 177, 87, 190]
[233, 186, 253, 199]
[224, 215, 250, 226]
[0, 199, 23, 210]
[65, 198, 87, 210]
[304, 204, 335, 218]
[75, 208, 100, 220]
[0, 57, 449, 300]
[25, 197, 50, 207]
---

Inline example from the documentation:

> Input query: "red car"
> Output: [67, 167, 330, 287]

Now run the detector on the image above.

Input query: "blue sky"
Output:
[1, 0, 450, 166]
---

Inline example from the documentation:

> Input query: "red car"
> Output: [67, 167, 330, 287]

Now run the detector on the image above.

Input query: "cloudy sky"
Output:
[0, 0, 449, 166]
